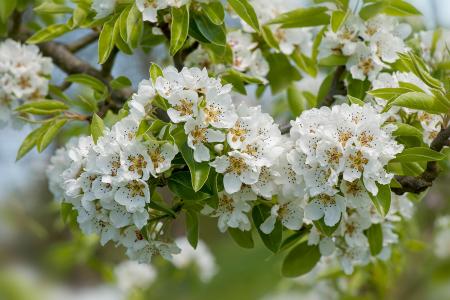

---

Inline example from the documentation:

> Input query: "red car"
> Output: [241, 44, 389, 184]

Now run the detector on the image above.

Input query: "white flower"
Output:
[167, 89, 198, 123]
[304, 193, 346, 226]
[92, 0, 116, 19]
[114, 179, 150, 213]
[119, 142, 153, 181]
[146, 140, 178, 175]
[201, 191, 252, 232]
[126, 239, 181, 263]
[173, 237, 218, 282]
[0, 39, 53, 127]
[347, 44, 383, 81]
[308, 227, 336, 256]
[136, 0, 165, 23]
[260, 196, 304, 234]
[200, 89, 238, 129]
[210, 151, 260, 194]
[114, 260, 157, 292]
[340, 180, 371, 209]
[129, 79, 156, 120]
[184, 118, 225, 162]
[340, 211, 371, 247]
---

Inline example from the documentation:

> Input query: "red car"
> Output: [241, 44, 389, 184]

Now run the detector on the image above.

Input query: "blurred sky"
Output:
[0, 0, 449, 199]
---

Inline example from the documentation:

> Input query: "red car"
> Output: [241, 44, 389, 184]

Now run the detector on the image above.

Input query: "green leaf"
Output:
[384, 0, 421, 16]
[150, 63, 163, 84]
[179, 142, 211, 192]
[261, 25, 279, 50]
[110, 76, 132, 90]
[347, 95, 365, 106]
[185, 210, 199, 249]
[287, 85, 308, 117]
[16, 125, 47, 161]
[392, 147, 446, 163]
[27, 23, 70, 44]
[90, 113, 105, 143]
[268, 6, 330, 28]
[347, 78, 370, 99]
[369, 183, 391, 216]
[389, 92, 449, 114]
[168, 171, 212, 201]
[34, 2, 72, 14]
[367, 87, 413, 100]
[37, 119, 67, 152]
[61, 203, 74, 223]
[331, 10, 347, 32]
[16, 100, 68, 115]
[228, 228, 254, 249]
[65, 74, 107, 95]
[170, 5, 190, 56]
[98, 18, 115, 64]
[282, 241, 321, 277]
[201, 2, 224, 25]
[313, 216, 340, 236]
[192, 13, 226, 46]
[359, 2, 385, 20]
[228, 0, 260, 32]
[393, 123, 423, 139]
[318, 54, 348, 66]
[252, 205, 282, 253]
[127, 3, 143, 49]
[366, 223, 383, 256]
[0, 0, 16, 22]
[266, 53, 301, 94]
[291, 49, 317, 77]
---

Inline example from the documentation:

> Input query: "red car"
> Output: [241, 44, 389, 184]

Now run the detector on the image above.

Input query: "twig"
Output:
[393, 125, 450, 195]
[101, 47, 118, 77]
[66, 31, 99, 52]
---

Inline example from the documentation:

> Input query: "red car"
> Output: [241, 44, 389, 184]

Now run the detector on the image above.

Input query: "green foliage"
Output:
[228, 0, 260, 32]
[365, 223, 383, 256]
[268, 6, 330, 28]
[282, 241, 321, 277]
[170, 5, 190, 55]
[392, 147, 447, 163]
[228, 228, 254, 249]
[252, 204, 282, 253]
[90, 113, 105, 143]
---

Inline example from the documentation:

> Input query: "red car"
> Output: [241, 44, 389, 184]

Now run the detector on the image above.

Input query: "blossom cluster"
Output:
[371, 71, 443, 145]
[47, 76, 181, 262]
[320, 14, 411, 81]
[0, 39, 53, 127]
[48, 66, 409, 274]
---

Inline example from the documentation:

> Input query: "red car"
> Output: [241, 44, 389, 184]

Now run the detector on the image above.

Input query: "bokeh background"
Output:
[1, 0, 450, 299]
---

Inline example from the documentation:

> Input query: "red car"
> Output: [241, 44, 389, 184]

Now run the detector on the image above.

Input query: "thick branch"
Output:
[17, 28, 132, 109]
[393, 125, 450, 195]
[66, 31, 99, 52]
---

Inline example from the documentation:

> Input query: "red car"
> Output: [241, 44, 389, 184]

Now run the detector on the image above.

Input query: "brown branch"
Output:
[393, 125, 450, 195]
[66, 31, 99, 52]
[16, 28, 132, 111]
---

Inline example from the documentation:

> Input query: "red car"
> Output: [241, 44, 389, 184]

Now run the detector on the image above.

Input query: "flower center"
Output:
[226, 156, 248, 175]
[126, 180, 146, 197]
[174, 98, 193, 116]
[349, 150, 368, 172]
[128, 154, 147, 177]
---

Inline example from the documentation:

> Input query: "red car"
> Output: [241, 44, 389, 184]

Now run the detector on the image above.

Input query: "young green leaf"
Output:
[110, 76, 132, 90]
[252, 205, 282, 253]
[366, 223, 383, 256]
[179, 142, 211, 192]
[192, 13, 226, 46]
[369, 183, 391, 216]
[228, 0, 260, 32]
[126, 3, 143, 49]
[392, 147, 446, 163]
[37, 119, 67, 152]
[150, 63, 163, 84]
[389, 92, 449, 114]
[268, 6, 330, 28]
[170, 5, 190, 56]
[201, 2, 225, 25]
[90, 113, 105, 143]
[16, 125, 48, 161]
[185, 210, 199, 249]
[98, 18, 115, 64]
[27, 23, 70, 44]
[168, 171, 212, 201]
[228, 228, 254, 249]
[282, 241, 321, 277]
[0, 0, 17, 22]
